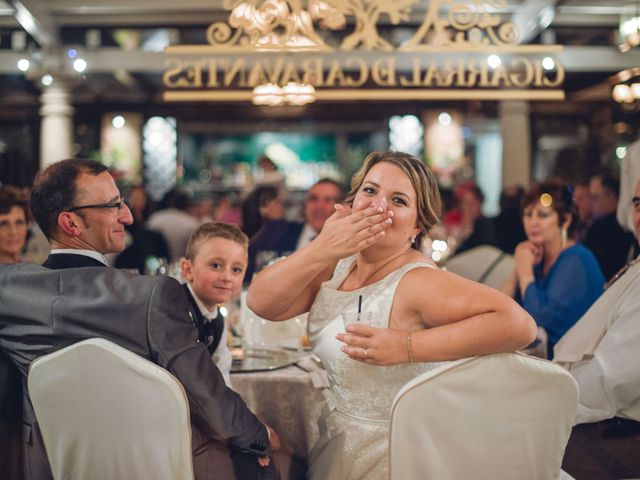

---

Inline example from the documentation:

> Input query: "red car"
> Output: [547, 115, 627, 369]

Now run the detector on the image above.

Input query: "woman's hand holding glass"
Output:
[311, 201, 393, 261]
[336, 323, 410, 366]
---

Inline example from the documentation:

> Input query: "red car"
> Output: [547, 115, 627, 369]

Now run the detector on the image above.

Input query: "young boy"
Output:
[180, 222, 248, 387]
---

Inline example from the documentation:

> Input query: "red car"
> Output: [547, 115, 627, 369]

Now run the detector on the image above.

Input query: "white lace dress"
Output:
[307, 257, 446, 480]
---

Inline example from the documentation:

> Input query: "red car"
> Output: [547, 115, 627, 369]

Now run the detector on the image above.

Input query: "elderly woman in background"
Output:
[0, 186, 28, 264]
[0, 185, 29, 480]
[501, 179, 604, 357]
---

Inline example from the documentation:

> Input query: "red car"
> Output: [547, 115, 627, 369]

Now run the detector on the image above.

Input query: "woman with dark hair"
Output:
[0, 186, 27, 480]
[500, 179, 604, 356]
[240, 185, 283, 239]
[0, 186, 28, 264]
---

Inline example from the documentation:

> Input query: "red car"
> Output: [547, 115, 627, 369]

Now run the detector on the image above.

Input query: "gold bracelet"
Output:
[407, 332, 414, 363]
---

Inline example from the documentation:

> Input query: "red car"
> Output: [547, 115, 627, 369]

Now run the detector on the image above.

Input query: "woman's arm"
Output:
[247, 204, 392, 321]
[338, 268, 537, 365]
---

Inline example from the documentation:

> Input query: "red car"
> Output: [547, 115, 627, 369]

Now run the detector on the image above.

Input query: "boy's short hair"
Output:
[185, 222, 249, 261]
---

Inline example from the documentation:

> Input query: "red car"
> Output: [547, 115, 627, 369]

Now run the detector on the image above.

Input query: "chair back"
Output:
[445, 245, 514, 289]
[28, 338, 194, 480]
[389, 353, 578, 480]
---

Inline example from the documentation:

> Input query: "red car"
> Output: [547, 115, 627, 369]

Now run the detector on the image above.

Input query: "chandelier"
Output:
[252, 82, 316, 106]
[619, 1, 640, 52]
[611, 67, 640, 110]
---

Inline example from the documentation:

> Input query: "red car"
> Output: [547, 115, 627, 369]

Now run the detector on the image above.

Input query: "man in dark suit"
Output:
[585, 173, 636, 281]
[246, 178, 344, 283]
[0, 159, 278, 480]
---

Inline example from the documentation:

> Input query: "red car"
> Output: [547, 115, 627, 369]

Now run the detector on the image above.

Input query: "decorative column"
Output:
[39, 78, 74, 169]
[499, 100, 531, 187]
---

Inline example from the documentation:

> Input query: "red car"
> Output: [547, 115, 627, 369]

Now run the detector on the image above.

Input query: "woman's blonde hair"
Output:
[344, 151, 441, 250]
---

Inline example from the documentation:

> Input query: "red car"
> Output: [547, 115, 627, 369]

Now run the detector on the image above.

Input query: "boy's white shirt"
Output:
[187, 283, 233, 388]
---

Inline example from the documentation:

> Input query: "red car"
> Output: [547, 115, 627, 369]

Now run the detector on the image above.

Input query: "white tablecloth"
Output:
[231, 358, 326, 459]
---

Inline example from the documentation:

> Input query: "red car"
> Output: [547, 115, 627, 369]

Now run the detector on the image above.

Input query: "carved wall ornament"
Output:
[164, 0, 565, 102]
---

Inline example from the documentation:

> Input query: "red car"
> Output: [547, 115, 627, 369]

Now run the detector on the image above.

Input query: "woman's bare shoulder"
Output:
[403, 250, 439, 270]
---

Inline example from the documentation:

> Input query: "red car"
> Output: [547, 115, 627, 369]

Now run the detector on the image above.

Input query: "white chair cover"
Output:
[28, 338, 194, 480]
[389, 353, 578, 480]
[444, 245, 515, 289]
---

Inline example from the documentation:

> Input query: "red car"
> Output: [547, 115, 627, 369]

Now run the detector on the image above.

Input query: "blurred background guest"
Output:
[450, 180, 497, 255]
[214, 193, 242, 225]
[146, 187, 200, 263]
[0, 185, 28, 480]
[245, 179, 344, 283]
[500, 179, 604, 357]
[241, 185, 283, 240]
[571, 180, 593, 243]
[584, 173, 635, 281]
[293, 178, 344, 250]
[114, 184, 170, 273]
[492, 184, 526, 254]
[0, 186, 28, 263]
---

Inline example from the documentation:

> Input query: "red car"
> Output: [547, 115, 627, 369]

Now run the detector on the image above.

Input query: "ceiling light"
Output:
[73, 58, 87, 73]
[437, 112, 452, 126]
[17, 58, 30, 72]
[41, 74, 53, 86]
[542, 57, 555, 70]
[487, 54, 501, 69]
[112, 115, 126, 129]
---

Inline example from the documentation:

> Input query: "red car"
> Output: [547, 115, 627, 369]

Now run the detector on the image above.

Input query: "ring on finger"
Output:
[363, 347, 368, 359]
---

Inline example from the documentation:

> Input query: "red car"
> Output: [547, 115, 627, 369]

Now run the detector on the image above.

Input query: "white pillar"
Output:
[39, 80, 74, 169]
[499, 100, 531, 187]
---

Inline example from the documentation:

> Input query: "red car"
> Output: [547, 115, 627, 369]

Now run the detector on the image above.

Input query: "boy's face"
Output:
[181, 237, 247, 310]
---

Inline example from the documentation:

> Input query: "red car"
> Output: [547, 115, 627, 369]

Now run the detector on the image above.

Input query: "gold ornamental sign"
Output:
[163, 0, 564, 102]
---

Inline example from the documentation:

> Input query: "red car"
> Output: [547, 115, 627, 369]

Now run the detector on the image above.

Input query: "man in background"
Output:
[247, 178, 344, 282]
[584, 173, 635, 281]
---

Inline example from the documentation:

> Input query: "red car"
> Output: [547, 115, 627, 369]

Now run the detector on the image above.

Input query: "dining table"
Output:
[230, 350, 329, 460]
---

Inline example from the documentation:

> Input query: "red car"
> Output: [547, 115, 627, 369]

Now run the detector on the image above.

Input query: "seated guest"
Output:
[241, 185, 284, 240]
[0, 186, 28, 480]
[492, 185, 526, 254]
[555, 178, 640, 424]
[500, 179, 604, 356]
[450, 181, 497, 255]
[0, 186, 28, 263]
[0, 159, 279, 480]
[571, 180, 593, 243]
[180, 222, 248, 387]
[146, 188, 200, 263]
[584, 173, 635, 281]
[246, 179, 344, 283]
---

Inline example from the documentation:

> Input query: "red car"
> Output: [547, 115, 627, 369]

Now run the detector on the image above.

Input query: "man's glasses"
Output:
[66, 198, 129, 213]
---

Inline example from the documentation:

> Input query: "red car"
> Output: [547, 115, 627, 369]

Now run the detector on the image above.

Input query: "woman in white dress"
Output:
[247, 151, 536, 480]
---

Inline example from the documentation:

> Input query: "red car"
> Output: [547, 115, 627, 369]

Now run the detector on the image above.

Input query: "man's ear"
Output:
[57, 212, 83, 237]
[181, 258, 193, 283]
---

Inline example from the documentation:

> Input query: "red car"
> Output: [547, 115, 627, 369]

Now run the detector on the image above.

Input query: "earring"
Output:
[411, 236, 416, 244]
[561, 227, 567, 248]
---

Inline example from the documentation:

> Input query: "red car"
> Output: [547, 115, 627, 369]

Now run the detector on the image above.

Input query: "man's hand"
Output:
[266, 424, 281, 452]
[257, 424, 281, 467]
